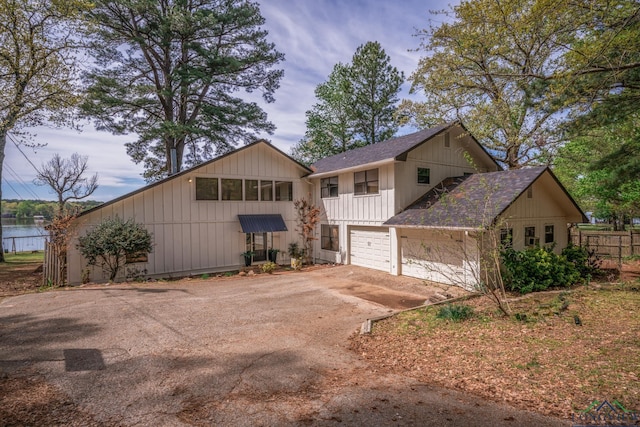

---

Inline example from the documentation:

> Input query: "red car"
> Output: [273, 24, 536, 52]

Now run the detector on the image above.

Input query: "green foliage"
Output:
[292, 41, 403, 164]
[436, 304, 474, 322]
[82, 0, 284, 182]
[554, 119, 640, 228]
[287, 242, 303, 259]
[77, 217, 153, 281]
[561, 244, 600, 278]
[260, 261, 277, 274]
[501, 247, 581, 294]
[1, 199, 102, 218]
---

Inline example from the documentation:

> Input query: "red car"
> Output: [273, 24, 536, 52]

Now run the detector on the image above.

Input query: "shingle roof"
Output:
[310, 123, 453, 175]
[384, 167, 548, 228]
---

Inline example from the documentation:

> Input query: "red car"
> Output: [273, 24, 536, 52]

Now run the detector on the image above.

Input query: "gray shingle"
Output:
[310, 123, 452, 175]
[384, 167, 548, 228]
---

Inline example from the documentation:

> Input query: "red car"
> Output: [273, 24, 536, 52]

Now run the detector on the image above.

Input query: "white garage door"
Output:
[401, 231, 468, 285]
[350, 227, 390, 272]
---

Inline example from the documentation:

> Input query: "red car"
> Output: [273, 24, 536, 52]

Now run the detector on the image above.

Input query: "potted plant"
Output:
[288, 242, 303, 270]
[241, 251, 254, 267]
[267, 248, 279, 263]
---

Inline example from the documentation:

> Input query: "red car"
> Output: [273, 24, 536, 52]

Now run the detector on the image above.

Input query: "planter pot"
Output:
[243, 256, 252, 267]
[268, 251, 278, 263]
[290, 257, 302, 270]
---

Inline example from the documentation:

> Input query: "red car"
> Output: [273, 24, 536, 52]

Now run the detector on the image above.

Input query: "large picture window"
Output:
[221, 178, 242, 200]
[260, 180, 273, 201]
[195, 177, 218, 200]
[321, 176, 338, 198]
[275, 181, 293, 201]
[321, 224, 339, 252]
[354, 169, 379, 195]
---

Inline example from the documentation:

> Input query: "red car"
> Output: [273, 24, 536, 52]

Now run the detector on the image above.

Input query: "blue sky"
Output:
[3, 0, 453, 203]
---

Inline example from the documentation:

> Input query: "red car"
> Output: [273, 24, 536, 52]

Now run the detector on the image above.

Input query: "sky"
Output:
[2, 0, 454, 203]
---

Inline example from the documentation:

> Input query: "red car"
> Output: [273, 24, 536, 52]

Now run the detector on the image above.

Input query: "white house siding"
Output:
[394, 128, 499, 214]
[67, 143, 311, 285]
[499, 175, 575, 253]
[399, 228, 480, 291]
[315, 163, 395, 265]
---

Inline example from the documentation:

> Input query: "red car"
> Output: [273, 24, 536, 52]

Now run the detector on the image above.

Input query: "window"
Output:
[275, 181, 293, 201]
[417, 167, 430, 184]
[245, 179, 258, 201]
[527, 187, 533, 198]
[221, 178, 242, 200]
[545, 225, 554, 244]
[321, 176, 338, 198]
[525, 226, 537, 247]
[500, 228, 513, 248]
[354, 168, 379, 195]
[195, 177, 218, 200]
[321, 224, 339, 252]
[260, 180, 273, 201]
[444, 132, 450, 148]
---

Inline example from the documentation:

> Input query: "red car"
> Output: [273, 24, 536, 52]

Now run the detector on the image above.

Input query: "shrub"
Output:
[501, 246, 580, 294]
[77, 217, 152, 281]
[436, 304, 474, 322]
[561, 244, 600, 277]
[261, 261, 277, 274]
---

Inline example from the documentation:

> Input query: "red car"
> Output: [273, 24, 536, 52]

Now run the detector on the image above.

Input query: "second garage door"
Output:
[350, 227, 391, 272]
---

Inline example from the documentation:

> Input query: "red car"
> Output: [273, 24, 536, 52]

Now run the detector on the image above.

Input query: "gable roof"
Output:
[384, 167, 587, 229]
[78, 140, 312, 218]
[309, 122, 500, 176]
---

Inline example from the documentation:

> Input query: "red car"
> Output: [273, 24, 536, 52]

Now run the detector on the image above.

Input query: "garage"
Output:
[349, 227, 391, 272]
[400, 229, 478, 289]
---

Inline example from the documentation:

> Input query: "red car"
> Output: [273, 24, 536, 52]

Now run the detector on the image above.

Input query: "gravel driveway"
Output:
[0, 265, 567, 426]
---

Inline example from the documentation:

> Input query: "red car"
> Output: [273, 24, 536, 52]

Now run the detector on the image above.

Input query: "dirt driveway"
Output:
[0, 265, 566, 426]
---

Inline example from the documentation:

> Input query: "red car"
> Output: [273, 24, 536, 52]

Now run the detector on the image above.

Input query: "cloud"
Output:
[2, 0, 452, 203]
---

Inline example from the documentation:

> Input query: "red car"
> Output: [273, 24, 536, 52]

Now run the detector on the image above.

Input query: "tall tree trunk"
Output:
[0, 131, 6, 263]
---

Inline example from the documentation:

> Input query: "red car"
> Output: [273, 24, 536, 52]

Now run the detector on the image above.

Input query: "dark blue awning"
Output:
[238, 214, 288, 233]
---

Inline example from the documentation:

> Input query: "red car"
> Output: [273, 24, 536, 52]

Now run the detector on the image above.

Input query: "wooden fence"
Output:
[569, 228, 640, 266]
[43, 241, 66, 287]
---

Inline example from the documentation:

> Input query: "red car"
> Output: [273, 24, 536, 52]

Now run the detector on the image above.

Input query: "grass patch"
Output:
[436, 303, 474, 322]
[352, 287, 640, 420]
[2, 252, 44, 266]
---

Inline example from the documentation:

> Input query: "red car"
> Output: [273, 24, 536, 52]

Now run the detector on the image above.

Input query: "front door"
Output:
[247, 233, 268, 262]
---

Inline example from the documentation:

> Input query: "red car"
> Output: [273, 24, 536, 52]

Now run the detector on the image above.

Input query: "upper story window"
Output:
[260, 180, 273, 201]
[444, 132, 450, 148]
[195, 177, 218, 200]
[417, 167, 430, 185]
[527, 187, 533, 198]
[354, 168, 379, 195]
[275, 181, 293, 201]
[245, 179, 259, 201]
[221, 178, 242, 201]
[321, 176, 338, 198]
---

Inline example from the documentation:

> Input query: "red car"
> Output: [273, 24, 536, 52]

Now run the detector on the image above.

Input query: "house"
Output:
[65, 122, 587, 288]
[308, 122, 586, 290]
[66, 140, 312, 284]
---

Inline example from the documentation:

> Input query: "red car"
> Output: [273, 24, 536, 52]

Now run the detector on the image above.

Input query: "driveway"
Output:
[0, 265, 567, 426]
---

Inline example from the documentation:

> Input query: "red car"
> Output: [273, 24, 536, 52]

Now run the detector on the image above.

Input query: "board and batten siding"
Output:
[67, 142, 311, 285]
[394, 129, 499, 214]
[315, 163, 394, 264]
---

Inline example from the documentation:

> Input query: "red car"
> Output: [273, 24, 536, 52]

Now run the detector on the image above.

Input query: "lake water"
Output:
[1, 219, 48, 253]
